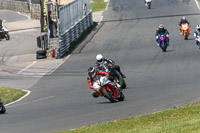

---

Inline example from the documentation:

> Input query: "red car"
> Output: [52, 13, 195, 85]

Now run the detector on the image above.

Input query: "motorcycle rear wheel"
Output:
[5, 34, 10, 40]
[0, 106, 6, 114]
[147, 3, 151, 9]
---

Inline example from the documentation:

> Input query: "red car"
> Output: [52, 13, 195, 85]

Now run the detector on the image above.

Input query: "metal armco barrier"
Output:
[59, 12, 93, 58]
[58, 0, 93, 58]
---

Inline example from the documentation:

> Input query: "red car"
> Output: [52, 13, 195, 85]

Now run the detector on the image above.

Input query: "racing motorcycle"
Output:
[0, 27, 10, 40]
[96, 62, 127, 89]
[93, 75, 125, 102]
[195, 34, 200, 49]
[0, 99, 6, 114]
[145, 0, 152, 9]
[180, 23, 190, 40]
[157, 33, 169, 52]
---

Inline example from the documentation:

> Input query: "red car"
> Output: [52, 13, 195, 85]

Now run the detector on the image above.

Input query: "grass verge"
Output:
[53, 102, 200, 133]
[0, 87, 27, 105]
[91, 0, 108, 12]
[69, 22, 98, 52]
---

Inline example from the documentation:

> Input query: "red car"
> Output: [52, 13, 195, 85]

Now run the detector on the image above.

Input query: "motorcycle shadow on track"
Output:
[165, 49, 176, 53]
[185, 38, 193, 41]
[97, 100, 127, 104]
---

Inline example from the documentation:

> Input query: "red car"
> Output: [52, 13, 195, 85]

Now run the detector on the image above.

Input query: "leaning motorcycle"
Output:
[0, 99, 6, 114]
[157, 33, 168, 52]
[180, 23, 190, 40]
[145, 0, 152, 9]
[93, 75, 125, 102]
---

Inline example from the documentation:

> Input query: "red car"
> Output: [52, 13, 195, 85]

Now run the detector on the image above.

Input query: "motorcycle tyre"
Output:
[184, 35, 188, 40]
[0, 105, 6, 114]
[118, 92, 125, 101]
[36, 55, 47, 59]
[5, 34, 10, 40]
[147, 2, 151, 9]
[160, 42, 167, 52]
[36, 50, 47, 55]
[162, 46, 166, 52]
[102, 89, 117, 103]
[121, 80, 127, 89]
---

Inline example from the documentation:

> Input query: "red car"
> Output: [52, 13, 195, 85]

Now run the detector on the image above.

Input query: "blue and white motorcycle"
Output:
[157, 33, 169, 52]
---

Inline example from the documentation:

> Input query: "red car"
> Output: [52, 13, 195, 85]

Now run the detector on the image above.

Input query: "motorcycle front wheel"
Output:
[118, 92, 125, 101]
[102, 88, 117, 103]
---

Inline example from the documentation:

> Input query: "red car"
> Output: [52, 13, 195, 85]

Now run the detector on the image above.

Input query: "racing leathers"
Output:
[178, 19, 190, 33]
[155, 28, 169, 46]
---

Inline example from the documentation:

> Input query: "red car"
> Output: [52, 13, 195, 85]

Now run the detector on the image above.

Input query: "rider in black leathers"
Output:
[95, 54, 126, 78]
[155, 24, 169, 46]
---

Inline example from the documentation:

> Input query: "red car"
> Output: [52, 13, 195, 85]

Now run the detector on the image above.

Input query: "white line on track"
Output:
[17, 61, 37, 74]
[6, 96, 56, 108]
[99, 16, 103, 23]
[47, 55, 71, 75]
[99, 0, 110, 23]
[195, 0, 200, 9]
[17, 12, 31, 19]
[5, 90, 31, 107]
[105, 0, 110, 11]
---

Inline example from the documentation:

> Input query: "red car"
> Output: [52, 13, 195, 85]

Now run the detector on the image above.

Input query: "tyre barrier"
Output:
[36, 50, 47, 59]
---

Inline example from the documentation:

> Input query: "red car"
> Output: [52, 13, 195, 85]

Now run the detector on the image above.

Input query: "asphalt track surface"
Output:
[1, 0, 200, 133]
[0, 10, 27, 22]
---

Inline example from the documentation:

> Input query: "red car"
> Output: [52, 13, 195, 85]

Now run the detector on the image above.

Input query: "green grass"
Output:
[91, 0, 108, 12]
[68, 22, 98, 52]
[53, 102, 200, 133]
[0, 87, 27, 105]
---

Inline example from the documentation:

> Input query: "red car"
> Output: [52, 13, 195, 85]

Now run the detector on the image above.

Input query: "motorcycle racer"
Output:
[155, 24, 169, 46]
[178, 16, 190, 34]
[194, 24, 200, 46]
[144, 0, 151, 6]
[87, 67, 120, 98]
[95, 54, 126, 78]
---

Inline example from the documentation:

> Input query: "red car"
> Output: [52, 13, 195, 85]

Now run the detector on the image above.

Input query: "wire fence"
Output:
[58, 0, 93, 58]
[59, 0, 91, 34]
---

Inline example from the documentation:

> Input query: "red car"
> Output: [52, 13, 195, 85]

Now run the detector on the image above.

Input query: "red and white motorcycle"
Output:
[93, 75, 125, 102]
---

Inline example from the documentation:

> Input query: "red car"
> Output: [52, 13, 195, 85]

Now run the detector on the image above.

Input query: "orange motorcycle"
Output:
[180, 23, 190, 40]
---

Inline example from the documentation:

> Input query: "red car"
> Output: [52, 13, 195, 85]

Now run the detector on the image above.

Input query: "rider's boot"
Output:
[92, 91, 100, 98]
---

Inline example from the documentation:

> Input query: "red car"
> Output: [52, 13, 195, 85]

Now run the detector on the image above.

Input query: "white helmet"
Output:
[96, 54, 104, 62]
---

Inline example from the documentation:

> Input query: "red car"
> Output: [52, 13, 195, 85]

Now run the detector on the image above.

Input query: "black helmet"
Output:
[88, 67, 96, 78]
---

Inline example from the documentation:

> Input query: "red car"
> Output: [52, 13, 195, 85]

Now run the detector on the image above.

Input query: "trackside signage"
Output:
[40, 0, 49, 32]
